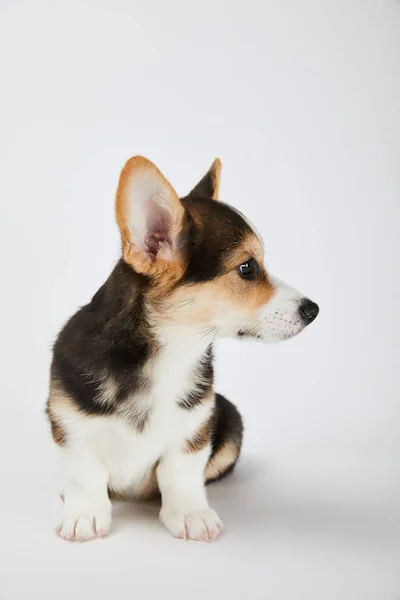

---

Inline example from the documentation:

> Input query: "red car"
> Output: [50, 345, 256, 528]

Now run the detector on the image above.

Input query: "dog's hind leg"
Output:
[205, 394, 243, 484]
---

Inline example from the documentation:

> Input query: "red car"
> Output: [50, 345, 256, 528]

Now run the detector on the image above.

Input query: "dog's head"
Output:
[115, 156, 319, 343]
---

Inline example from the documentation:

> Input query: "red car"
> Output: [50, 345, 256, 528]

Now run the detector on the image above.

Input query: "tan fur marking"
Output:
[109, 464, 160, 501]
[47, 379, 82, 446]
[136, 464, 160, 500]
[47, 404, 66, 446]
[205, 440, 239, 481]
[48, 379, 82, 414]
[155, 255, 274, 332]
[186, 417, 213, 454]
[47, 378, 86, 446]
[216, 272, 274, 314]
[207, 230, 275, 314]
[222, 230, 265, 272]
[209, 158, 222, 200]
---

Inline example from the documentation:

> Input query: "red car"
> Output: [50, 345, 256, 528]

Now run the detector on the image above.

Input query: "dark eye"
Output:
[238, 260, 256, 280]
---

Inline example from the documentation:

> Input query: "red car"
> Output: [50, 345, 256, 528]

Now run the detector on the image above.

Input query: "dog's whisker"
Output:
[211, 328, 220, 346]
[167, 299, 194, 316]
[190, 327, 215, 352]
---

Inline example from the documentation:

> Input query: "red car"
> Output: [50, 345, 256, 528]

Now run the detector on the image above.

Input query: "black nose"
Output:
[299, 300, 319, 324]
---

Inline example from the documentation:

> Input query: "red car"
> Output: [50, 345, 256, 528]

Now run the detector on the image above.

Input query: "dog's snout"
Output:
[299, 299, 319, 324]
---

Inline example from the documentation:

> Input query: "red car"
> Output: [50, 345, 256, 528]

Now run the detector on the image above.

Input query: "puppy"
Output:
[47, 156, 319, 542]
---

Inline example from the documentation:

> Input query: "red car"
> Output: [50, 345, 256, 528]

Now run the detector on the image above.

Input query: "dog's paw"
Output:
[160, 507, 223, 541]
[56, 503, 112, 542]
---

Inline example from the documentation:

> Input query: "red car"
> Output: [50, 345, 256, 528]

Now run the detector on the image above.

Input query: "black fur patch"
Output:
[179, 197, 253, 283]
[51, 260, 154, 427]
[187, 166, 217, 199]
[178, 345, 214, 409]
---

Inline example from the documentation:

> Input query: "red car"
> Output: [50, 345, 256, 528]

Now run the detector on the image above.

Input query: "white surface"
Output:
[0, 1, 399, 598]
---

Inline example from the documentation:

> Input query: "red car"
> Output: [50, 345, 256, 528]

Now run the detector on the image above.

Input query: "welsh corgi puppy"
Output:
[47, 156, 319, 542]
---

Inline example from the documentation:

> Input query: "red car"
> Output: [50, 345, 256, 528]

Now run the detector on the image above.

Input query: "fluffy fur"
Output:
[47, 156, 318, 542]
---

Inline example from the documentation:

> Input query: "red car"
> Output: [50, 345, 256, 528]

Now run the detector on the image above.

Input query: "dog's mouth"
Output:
[237, 326, 304, 342]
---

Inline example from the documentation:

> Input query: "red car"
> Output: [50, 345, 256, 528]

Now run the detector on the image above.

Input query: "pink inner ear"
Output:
[144, 200, 172, 261]
[145, 231, 170, 261]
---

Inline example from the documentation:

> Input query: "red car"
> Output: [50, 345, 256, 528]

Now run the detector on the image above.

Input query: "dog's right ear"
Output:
[115, 156, 184, 277]
[187, 158, 222, 200]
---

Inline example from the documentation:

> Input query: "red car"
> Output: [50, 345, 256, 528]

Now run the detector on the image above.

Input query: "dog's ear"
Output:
[187, 158, 221, 200]
[115, 156, 184, 276]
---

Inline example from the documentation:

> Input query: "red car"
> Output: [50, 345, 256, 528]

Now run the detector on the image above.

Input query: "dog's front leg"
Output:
[56, 445, 112, 542]
[157, 445, 223, 541]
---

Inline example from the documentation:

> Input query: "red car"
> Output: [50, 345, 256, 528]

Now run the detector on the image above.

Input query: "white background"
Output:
[0, 1, 399, 598]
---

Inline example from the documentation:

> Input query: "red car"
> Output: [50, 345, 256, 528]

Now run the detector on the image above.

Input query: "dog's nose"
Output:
[299, 299, 319, 324]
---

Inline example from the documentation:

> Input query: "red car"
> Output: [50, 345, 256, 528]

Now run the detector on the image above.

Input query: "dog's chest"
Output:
[90, 332, 213, 494]
[91, 398, 209, 496]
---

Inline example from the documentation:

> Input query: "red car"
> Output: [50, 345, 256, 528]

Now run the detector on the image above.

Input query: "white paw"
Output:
[160, 507, 223, 541]
[56, 499, 112, 542]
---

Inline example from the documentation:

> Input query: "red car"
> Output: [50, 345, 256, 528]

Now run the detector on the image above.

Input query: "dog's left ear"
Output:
[115, 156, 185, 277]
[187, 158, 222, 200]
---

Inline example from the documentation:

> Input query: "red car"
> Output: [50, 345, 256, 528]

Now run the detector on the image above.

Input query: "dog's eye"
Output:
[238, 260, 256, 280]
